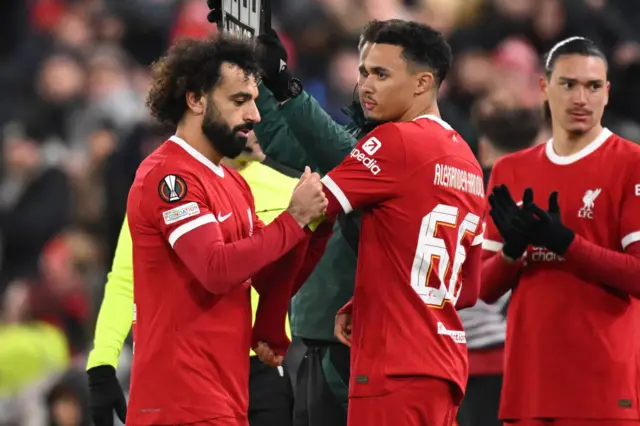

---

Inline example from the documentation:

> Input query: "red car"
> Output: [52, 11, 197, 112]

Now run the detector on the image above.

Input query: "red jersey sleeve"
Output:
[619, 154, 640, 251]
[251, 220, 334, 356]
[138, 162, 306, 295]
[292, 218, 334, 294]
[338, 297, 353, 315]
[321, 123, 406, 216]
[139, 164, 219, 247]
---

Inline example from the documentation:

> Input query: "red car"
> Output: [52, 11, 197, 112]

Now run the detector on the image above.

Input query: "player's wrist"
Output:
[549, 226, 575, 255]
[501, 241, 525, 262]
[269, 72, 304, 103]
[270, 71, 294, 102]
[283, 208, 307, 228]
[87, 365, 118, 386]
[500, 247, 522, 263]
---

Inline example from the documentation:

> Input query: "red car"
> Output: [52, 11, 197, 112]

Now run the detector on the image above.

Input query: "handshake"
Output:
[488, 185, 575, 260]
[287, 166, 328, 228]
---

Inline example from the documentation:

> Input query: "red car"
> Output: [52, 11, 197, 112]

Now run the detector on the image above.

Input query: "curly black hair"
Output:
[374, 20, 452, 87]
[146, 34, 261, 127]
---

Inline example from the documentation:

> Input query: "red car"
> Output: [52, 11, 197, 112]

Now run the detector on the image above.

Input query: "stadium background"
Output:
[0, 0, 639, 424]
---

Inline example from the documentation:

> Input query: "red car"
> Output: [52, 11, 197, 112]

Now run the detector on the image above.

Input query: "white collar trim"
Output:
[413, 114, 453, 130]
[545, 128, 612, 165]
[169, 135, 224, 178]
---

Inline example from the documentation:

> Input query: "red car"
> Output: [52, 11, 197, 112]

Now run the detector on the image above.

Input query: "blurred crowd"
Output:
[1, 0, 640, 425]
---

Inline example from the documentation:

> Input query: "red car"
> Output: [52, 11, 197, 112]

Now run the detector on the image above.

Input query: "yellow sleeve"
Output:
[86, 217, 134, 370]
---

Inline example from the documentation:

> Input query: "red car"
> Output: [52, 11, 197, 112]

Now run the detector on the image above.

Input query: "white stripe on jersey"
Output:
[482, 239, 503, 252]
[321, 175, 353, 214]
[621, 231, 640, 250]
[168, 213, 217, 247]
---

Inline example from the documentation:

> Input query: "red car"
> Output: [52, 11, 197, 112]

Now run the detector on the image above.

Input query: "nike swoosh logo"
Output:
[217, 212, 232, 222]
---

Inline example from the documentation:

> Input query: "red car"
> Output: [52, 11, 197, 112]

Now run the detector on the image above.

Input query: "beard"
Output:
[201, 103, 254, 159]
[567, 127, 587, 137]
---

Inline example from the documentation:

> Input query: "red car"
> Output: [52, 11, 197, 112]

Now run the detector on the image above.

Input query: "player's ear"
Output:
[186, 92, 205, 115]
[604, 80, 610, 106]
[415, 72, 434, 96]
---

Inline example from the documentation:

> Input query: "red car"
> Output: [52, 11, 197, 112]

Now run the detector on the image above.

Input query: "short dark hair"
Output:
[146, 34, 260, 127]
[358, 19, 404, 51]
[373, 20, 451, 87]
[475, 107, 542, 153]
[541, 37, 607, 121]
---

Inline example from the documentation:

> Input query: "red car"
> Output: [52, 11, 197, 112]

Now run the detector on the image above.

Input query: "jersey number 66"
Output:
[410, 204, 480, 307]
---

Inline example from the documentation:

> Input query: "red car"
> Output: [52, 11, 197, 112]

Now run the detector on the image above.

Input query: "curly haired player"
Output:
[125, 34, 328, 426]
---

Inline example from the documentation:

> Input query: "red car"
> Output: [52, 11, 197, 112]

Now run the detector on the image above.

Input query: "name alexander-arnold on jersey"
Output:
[433, 163, 484, 198]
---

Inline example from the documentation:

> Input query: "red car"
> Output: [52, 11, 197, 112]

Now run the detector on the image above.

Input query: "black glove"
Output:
[256, 29, 292, 102]
[524, 191, 575, 255]
[88, 365, 127, 426]
[488, 185, 534, 260]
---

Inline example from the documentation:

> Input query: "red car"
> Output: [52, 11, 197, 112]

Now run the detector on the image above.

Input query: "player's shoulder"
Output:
[363, 122, 403, 147]
[136, 142, 193, 181]
[390, 115, 451, 137]
[409, 114, 459, 135]
[370, 115, 459, 147]
[132, 138, 210, 204]
[410, 115, 480, 164]
[604, 131, 640, 159]
[602, 133, 640, 183]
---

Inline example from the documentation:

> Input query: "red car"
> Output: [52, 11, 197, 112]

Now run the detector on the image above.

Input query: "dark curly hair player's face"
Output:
[202, 63, 260, 159]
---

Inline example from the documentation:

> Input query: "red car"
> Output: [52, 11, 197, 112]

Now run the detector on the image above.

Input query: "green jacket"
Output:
[254, 84, 372, 341]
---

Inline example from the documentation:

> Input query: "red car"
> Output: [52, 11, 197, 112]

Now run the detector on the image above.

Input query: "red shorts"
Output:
[506, 420, 640, 426]
[347, 377, 458, 426]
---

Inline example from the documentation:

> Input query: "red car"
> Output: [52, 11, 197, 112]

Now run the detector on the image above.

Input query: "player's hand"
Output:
[288, 166, 328, 227]
[523, 191, 575, 255]
[489, 185, 534, 260]
[254, 341, 284, 367]
[334, 313, 352, 347]
[256, 29, 291, 101]
[87, 365, 127, 426]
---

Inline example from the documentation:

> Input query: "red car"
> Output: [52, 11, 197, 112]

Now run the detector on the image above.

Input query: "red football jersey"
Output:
[322, 115, 485, 398]
[126, 136, 261, 424]
[484, 128, 640, 420]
